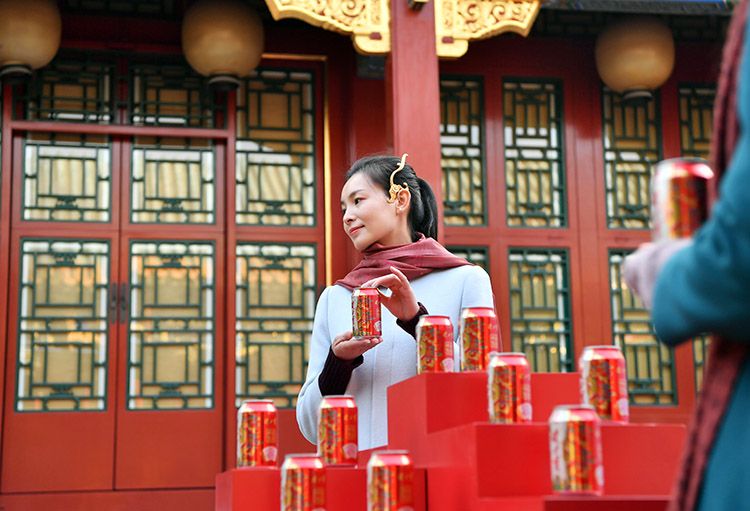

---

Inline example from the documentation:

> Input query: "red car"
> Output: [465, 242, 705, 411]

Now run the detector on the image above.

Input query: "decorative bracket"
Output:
[264, 0, 390, 54]
[435, 0, 542, 58]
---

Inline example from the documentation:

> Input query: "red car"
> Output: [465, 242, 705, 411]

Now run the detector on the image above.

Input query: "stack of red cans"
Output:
[579, 345, 629, 423]
[651, 157, 714, 241]
[460, 307, 500, 371]
[416, 315, 454, 373]
[548, 404, 604, 495]
[352, 287, 382, 341]
[367, 450, 414, 511]
[487, 352, 532, 424]
[280, 454, 326, 511]
[236, 399, 278, 467]
[317, 395, 358, 466]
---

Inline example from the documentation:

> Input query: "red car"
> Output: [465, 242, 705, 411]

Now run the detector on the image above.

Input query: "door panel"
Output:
[2, 236, 117, 492]
[114, 237, 224, 488]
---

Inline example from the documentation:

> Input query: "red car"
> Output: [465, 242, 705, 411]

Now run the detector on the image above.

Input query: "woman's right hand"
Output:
[332, 330, 382, 360]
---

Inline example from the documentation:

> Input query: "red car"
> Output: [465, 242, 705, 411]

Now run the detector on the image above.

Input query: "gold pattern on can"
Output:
[281, 454, 326, 511]
[548, 405, 604, 495]
[579, 345, 629, 422]
[488, 352, 532, 424]
[367, 450, 415, 511]
[416, 315, 454, 373]
[652, 157, 714, 241]
[460, 307, 500, 371]
[353, 287, 382, 339]
[237, 399, 278, 467]
[318, 395, 358, 466]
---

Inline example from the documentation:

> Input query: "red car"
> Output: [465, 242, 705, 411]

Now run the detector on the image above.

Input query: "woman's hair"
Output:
[345, 155, 438, 240]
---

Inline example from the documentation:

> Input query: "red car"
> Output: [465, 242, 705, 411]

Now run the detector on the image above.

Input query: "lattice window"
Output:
[610, 250, 676, 405]
[508, 249, 573, 372]
[679, 83, 716, 393]
[679, 84, 716, 159]
[447, 246, 489, 271]
[129, 63, 216, 128]
[22, 58, 115, 123]
[602, 89, 662, 229]
[131, 137, 215, 224]
[127, 241, 215, 410]
[235, 243, 317, 409]
[16, 240, 110, 412]
[504, 78, 566, 227]
[236, 69, 317, 226]
[23, 133, 111, 222]
[440, 77, 486, 225]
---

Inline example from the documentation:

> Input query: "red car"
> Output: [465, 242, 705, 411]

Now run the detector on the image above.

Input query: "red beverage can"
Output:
[549, 404, 604, 495]
[367, 450, 414, 511]
[416, 315, 454, 373]
[579, 345, 629, 422]
[281, 454, 326, 511]
[236, 399, 278, 467]
[460, 307, 500, 371]
[353, 287, 382, 340]
[488, 352, 532, 424]
[317, 395, 358, 466]
[652, 157, 714, 241]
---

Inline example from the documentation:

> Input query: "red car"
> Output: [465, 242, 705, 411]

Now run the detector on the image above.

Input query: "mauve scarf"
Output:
[669, 2, 750, 510]
[334, 235, 472, 290]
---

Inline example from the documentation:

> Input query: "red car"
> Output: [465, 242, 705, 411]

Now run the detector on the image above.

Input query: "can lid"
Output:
[239, 399, 275, 404]
[322, 394, 355, 399]
[489, 351, 527, 357]
[418, 315, 451, 320]
[370, 449, 410, 456]
[283, 453, 322, 459]
[583, 345, 622, 351]
[549, 404, 597, 415]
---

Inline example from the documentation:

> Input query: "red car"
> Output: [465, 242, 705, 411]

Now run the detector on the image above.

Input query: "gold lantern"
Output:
[0, 0, 62, 79]
[182, 0, 265, 89]
[595, 17, 675, 101]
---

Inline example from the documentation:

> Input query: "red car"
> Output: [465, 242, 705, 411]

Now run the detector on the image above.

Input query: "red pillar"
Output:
[386, 0, 444, 237]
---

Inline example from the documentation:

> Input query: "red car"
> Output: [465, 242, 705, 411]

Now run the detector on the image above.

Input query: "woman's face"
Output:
[340, 172, 411, 251]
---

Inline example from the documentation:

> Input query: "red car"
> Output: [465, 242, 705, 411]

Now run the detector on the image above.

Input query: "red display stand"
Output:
[215, 372, 686, 511]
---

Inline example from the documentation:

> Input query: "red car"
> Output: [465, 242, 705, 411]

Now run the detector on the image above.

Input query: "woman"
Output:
[296, 154, 495, 449]
[624, 2, 750, 509]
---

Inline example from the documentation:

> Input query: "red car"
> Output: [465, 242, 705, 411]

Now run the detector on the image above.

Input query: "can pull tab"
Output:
[377, 285, 392, 298]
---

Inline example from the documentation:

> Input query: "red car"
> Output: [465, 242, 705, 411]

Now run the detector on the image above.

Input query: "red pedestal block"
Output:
[544, 495, 670, 511]
[387, 372, 580, 464]
[215, 466, 427, 511]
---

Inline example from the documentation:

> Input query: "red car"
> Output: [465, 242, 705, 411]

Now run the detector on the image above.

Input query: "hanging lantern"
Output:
[182, 0, 265, 89]
[0, 0, 62, 79]
[595, 17, 675, 101]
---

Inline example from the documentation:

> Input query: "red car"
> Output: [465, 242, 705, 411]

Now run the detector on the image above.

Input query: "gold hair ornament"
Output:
[387, 153, 410, 203]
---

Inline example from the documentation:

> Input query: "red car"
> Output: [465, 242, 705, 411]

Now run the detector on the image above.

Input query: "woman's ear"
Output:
[396, 188, 411, 214]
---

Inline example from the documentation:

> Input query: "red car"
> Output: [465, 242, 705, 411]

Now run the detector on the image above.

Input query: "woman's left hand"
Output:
[361, 266, 420, 322]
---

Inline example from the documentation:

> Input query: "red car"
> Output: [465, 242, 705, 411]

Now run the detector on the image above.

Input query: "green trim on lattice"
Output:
[609, 249, 677, 406]
[236, 68, 318, 227]
[447, 245, 489, 272]
[508, 248, 573, 373]
[678, 83, 716, 159]
[126, 240, 216, 410]
[503, 77, 567, 228]
[15, 239, 111, 412]
[235, 242, 318, 409]
[440, 75, 487, 226]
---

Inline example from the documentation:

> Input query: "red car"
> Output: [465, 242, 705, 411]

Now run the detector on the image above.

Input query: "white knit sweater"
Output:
[296, 265, 495, 449]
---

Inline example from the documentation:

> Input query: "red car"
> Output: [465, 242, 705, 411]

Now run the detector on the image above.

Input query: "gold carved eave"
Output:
[264, 0, 390, 54]
[436, 0, 541, 58]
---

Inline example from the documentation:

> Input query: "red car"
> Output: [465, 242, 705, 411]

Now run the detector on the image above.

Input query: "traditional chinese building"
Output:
[0, 0, 735, 509]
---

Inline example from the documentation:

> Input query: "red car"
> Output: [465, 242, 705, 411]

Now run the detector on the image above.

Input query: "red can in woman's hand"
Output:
[352, 287, 382, 341]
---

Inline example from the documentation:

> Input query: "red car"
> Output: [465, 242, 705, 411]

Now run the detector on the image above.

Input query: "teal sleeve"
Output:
[651, 24, 750, 346]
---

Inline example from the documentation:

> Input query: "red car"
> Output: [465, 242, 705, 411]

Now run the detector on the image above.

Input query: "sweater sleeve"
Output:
[651, 27, 750, 346]
[296, 287, 334, 444]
